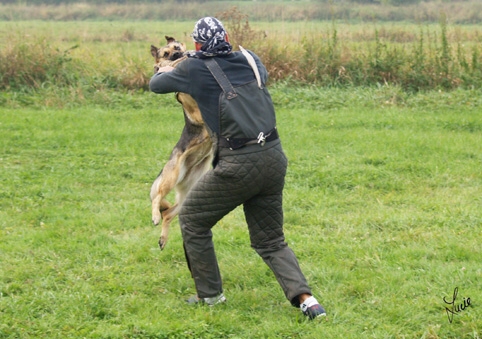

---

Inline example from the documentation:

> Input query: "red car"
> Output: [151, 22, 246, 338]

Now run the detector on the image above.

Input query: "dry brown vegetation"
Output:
[2, 5, 482, 93]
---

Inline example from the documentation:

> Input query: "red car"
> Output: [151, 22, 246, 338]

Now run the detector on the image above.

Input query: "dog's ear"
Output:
[150, 45, 159, 58]
[165, 36, 176, 44]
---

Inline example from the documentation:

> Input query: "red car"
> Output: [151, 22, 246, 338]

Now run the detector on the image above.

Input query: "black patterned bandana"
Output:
[188, 17, 232, 59]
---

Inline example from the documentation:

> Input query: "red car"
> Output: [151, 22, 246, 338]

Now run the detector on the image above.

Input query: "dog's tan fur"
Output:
[150, 36, 213, 250]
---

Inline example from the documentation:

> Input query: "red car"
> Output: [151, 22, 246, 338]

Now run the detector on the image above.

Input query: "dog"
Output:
[150, 36, 214, 250]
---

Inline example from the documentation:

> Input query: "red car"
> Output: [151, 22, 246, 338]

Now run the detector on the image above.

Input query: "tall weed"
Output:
[0, 37, 80, 90]
[216, 7, 266, 50]
[0, 34, 152, 95]
[246, 12, 482, 91]
[3, 11, 482, 94]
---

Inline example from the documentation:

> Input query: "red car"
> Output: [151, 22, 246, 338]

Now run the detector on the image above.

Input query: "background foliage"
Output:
[0, 0, 476, 6]
[2, 5, 482, 96]
[1, 0, 482, 23]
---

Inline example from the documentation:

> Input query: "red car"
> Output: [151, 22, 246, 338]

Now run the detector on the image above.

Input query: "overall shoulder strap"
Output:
[239, 46, 262, 89]
[204, 58, 238, 100]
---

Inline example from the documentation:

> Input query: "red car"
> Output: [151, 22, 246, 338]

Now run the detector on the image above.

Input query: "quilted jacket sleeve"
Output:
[149, 60, 192, 94]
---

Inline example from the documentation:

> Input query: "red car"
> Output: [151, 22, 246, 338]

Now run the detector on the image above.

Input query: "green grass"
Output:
[1, 86, 481, 338]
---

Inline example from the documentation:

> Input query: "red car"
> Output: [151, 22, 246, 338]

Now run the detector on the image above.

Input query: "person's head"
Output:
[191, 17, 230, 52]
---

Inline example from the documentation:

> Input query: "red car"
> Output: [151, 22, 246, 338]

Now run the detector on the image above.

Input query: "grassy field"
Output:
[3, 19, 482, 93]
[1, 85, 481, 338]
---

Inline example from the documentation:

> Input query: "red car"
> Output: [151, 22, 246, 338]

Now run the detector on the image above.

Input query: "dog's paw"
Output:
[152, 214, 161, 226]
[158, 237, 166, 250]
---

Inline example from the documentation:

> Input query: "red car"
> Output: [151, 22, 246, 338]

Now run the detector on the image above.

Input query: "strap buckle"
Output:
[257, 132, 266, 146]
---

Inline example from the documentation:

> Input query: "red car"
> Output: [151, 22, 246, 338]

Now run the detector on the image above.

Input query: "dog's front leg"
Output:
[159, 219, 169, 250]
[150, 156, 181, 225]
[158, 203, 179, 250]
[151, 195, 171, 226]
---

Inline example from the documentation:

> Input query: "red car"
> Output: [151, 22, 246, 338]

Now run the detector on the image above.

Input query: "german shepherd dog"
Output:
[150, 36, 213, 250]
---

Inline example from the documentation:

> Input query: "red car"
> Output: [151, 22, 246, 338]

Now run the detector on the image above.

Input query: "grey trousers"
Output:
[178, 140, 312, 307]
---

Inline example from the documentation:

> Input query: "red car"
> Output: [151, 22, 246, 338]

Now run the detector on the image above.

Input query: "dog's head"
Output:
[151, 36, 187, 73]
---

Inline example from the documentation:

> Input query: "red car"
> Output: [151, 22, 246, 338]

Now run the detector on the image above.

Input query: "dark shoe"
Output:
[186, 293, 226, 306]
[301, 301, 327, 320]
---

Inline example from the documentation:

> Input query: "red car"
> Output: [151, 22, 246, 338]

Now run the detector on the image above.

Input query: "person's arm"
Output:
[149, 61, 191, 94]
[157, 66, 174, 73]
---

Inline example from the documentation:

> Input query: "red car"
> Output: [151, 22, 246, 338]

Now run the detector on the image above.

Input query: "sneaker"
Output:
[300, 296, 326, 320]
[186, 293, 226, 306]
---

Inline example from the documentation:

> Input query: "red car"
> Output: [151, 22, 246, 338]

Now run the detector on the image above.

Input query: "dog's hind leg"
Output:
[150, 175, 170, 226]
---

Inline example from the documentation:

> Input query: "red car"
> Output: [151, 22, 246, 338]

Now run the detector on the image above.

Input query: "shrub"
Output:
[0, 35, 152, 93]
[3, 8, 482, 93]
[0, 36, 86, 91]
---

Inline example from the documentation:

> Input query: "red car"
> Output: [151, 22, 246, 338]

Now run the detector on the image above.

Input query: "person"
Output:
[149, 16, 326, 320]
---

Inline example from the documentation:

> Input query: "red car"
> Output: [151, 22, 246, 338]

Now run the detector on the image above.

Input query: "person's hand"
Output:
[157, 66, 174, 73]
